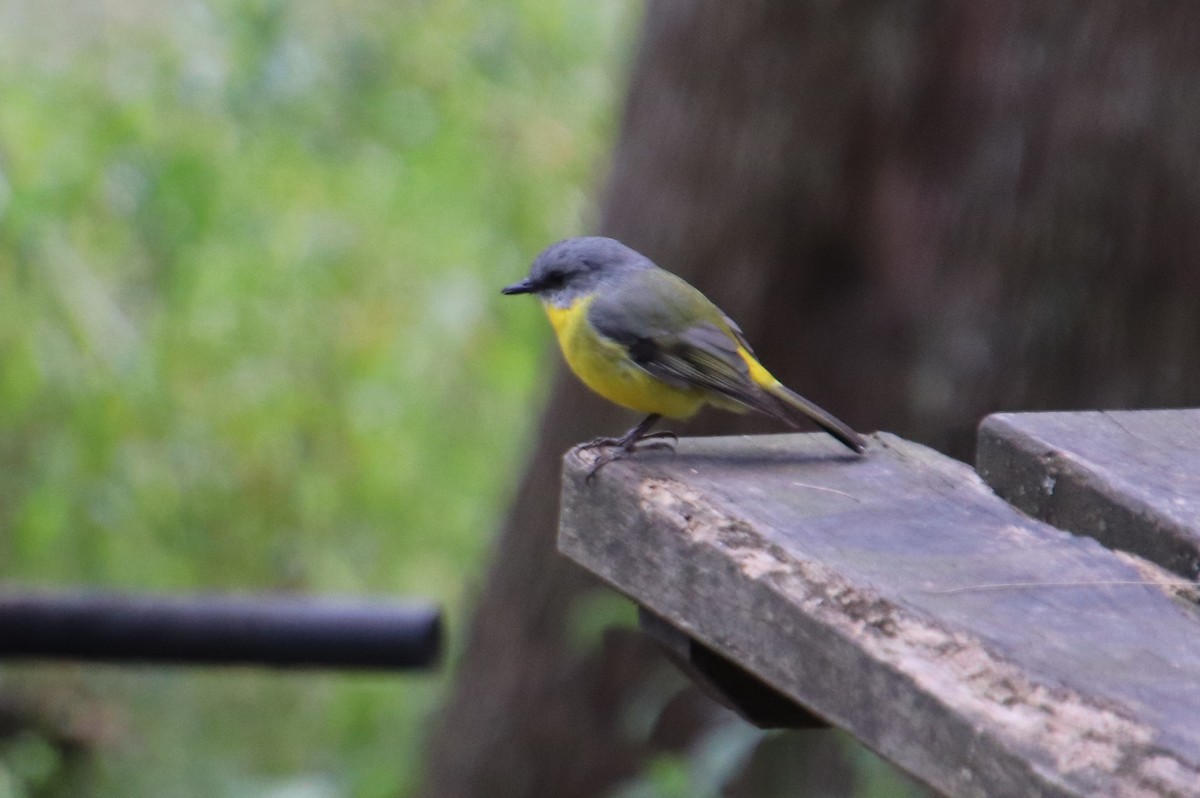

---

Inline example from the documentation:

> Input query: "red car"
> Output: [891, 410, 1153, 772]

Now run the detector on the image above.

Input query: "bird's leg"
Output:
[580, 414, 676, 480]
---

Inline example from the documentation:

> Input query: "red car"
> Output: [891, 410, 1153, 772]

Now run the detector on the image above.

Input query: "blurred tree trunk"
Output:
[419, 2, 1200, 796]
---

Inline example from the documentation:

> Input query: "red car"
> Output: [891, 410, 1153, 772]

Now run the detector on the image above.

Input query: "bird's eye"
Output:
[542, 270, 566, 289]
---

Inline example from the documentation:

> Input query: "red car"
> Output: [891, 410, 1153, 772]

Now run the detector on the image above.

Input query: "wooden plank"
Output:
[978, 409, 1200, 578]
[558, 433, 1200, 798]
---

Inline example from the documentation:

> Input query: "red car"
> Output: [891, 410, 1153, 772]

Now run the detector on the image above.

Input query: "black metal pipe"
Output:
[0, 591, 440, 670]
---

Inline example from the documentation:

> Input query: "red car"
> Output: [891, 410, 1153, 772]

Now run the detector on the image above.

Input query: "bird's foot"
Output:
[637, 430, 678, 448]
[582, 430, 677, 482]
[579, 430, 676, 451]
[578, 436, 626, 452]
[583, 448, 629, 481]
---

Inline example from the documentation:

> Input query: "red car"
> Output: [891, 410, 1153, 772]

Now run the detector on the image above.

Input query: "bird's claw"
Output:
[579, 436, 625, 452]
[584, 449, 626, 482]
[639, 430, 678, 447]
[581, 431, 677, 483]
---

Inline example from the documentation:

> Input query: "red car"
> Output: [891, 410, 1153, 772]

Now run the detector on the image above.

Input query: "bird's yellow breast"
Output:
[544, 295, 705, 419]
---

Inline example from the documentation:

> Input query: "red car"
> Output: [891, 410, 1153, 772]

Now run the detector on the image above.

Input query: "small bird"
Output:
[503, 237, 866, 474]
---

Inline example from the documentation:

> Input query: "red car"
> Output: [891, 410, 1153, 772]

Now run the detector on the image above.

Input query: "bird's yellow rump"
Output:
[503, 236, 865, 473]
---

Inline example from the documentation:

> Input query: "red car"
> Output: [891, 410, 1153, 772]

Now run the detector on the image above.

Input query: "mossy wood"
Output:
[559, 428, 1200, 798]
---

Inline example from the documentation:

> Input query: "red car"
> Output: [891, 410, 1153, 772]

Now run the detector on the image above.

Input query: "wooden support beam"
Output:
[558, 432, 1200, 798]
[978, 409, 1200, 579]
[637, 606, 826, 730]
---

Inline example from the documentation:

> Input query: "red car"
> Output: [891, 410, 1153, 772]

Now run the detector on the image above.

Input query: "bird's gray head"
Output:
[502, 236, 654, 307]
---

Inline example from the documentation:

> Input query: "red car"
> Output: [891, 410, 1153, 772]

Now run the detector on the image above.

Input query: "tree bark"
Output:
[420, 2, 1200, 796]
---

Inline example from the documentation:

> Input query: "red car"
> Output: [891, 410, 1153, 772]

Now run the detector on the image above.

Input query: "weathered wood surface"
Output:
[559, 433, 1200, 798]
[978, 409, 1200, 579]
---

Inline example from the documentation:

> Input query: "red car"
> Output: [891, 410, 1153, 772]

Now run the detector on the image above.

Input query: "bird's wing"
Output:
[587, 268, 867, 452]
[588, 278, 765, 407]
[718, 310, 756, 356]
[629, 322, 757, 400]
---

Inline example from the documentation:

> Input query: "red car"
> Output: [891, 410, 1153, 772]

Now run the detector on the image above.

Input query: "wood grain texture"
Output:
[559, 433, 1200, 798]
[978, 409, 1200, 578]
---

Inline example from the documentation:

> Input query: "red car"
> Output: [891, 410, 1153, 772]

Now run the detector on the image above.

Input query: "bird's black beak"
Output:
[501, 278, 535, 295]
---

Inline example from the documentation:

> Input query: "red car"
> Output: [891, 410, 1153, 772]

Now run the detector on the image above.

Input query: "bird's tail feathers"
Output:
[754, 381, 866, 453]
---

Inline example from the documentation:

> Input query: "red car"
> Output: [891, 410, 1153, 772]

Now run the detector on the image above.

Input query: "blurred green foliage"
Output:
[0, 0, 637, 795]
[612, 720, 765, 798]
